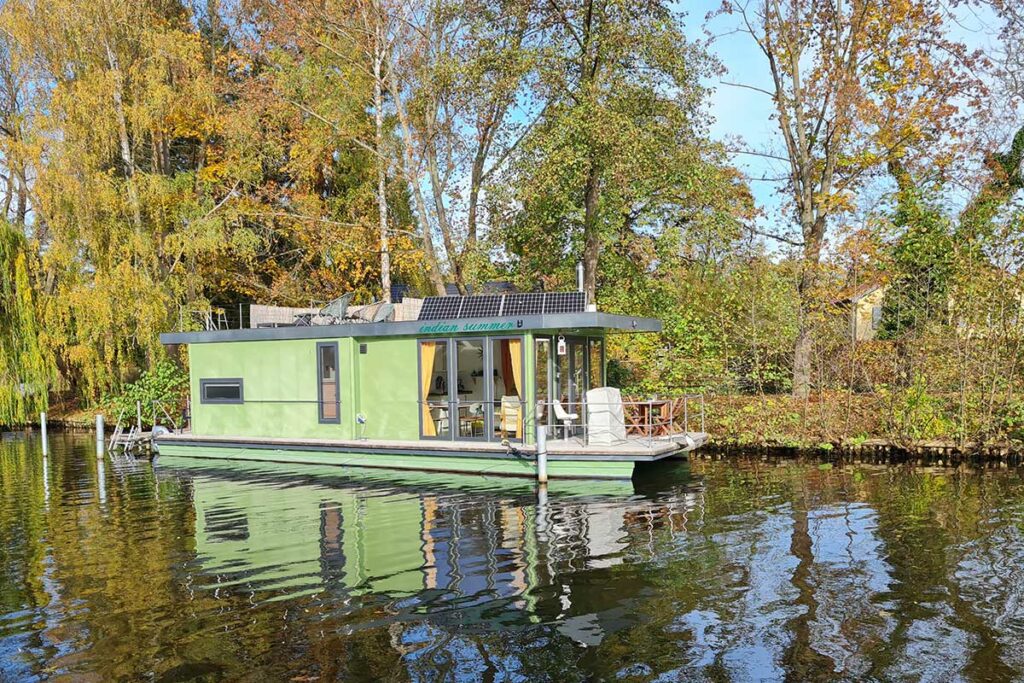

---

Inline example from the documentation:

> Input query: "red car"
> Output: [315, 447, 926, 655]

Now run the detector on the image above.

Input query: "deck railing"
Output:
[533, 395, 705, 448]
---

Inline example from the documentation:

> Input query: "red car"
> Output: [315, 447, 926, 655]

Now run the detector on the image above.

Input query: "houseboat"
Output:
[156, 292, 707, 479]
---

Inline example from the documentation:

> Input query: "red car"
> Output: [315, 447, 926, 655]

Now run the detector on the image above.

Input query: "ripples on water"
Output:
[2, 434, 1024, 681]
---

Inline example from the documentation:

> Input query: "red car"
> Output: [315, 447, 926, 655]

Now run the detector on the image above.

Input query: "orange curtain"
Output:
[509, 339, 523, 438]
[420, 342, 437, 436]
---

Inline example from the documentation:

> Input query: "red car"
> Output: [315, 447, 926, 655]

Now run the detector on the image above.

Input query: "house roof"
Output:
[160, 311, 661, 345]
[836, 283, 886, 305]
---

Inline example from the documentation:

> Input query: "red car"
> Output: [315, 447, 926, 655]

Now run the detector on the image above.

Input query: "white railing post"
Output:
[40, 411, 48, 456]
[536, 418, 548, 484]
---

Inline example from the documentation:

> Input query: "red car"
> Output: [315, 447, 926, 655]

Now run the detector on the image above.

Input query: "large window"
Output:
[317, 342, 340, 424]
[419, 340, 451, 439]
[419, 337, 524, 442]
[491, 338, 524, 441]
[200, 378, 244, 404]
[535, 338, 552, 427]
[589, 338, 605, 389]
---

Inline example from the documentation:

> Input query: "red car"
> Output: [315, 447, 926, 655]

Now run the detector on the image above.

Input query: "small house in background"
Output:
[837, 284, 887, 342]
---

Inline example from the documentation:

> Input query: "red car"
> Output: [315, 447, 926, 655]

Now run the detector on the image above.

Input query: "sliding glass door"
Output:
[490, 338, 524, 442]
[534, 335, 605, 437]
[419, 340, 451, 439]
[453, 338, 487, 441]
[419, 337, 524, 442]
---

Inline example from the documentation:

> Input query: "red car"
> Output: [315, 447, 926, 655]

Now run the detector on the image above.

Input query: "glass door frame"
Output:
[418, 336, 526, 443]
[488, 335, 526, 444]
[534, 334, 606, 431]
[418, 338, 453, 441]
[452, 337, 489, 442]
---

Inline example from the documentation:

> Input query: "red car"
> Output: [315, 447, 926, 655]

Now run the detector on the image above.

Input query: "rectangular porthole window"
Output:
[200, 378, 244, 404]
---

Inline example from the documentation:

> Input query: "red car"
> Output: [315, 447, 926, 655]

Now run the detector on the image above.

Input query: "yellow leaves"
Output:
[197, 160, 229, 184]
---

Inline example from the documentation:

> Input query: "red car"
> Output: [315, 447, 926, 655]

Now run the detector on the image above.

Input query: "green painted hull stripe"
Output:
[156, 444, 636, 480]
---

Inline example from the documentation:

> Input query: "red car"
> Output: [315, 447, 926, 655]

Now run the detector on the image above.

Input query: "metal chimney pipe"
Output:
[576, 262, 584, 293]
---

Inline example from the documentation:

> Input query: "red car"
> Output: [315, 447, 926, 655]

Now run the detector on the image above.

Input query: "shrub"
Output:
[105, 361, 187, 428]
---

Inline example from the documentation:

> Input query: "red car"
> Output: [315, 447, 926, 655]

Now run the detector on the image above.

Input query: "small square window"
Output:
[359, 343, 368, 354]
[200, 378, 244, 404]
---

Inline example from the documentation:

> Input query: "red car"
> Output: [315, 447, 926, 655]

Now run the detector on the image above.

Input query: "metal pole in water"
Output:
[40, 411, 48, 456]
[536, 418, 548, 484]
[96, 414, 105, 457]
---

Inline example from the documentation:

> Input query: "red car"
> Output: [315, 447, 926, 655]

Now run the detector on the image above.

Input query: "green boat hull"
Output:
[155, 443, 637, 480]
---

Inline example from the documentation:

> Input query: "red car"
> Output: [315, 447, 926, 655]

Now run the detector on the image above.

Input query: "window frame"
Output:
[199, 378, 244, 405]
[317, 341, 341, 425]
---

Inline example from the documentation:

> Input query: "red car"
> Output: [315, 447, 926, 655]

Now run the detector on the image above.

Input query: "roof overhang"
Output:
[159, 312, 661, 345]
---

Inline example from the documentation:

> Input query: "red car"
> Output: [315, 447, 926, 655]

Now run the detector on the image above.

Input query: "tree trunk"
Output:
[466, 143, 487, 250]
[1, 172, 12, 220]
[581, 156, 601, 305]
[15, 172, 26, 226]
[387, 66, 446, 296]
[426, 145, 466, 294]
[105, 41, 143, 234]
[793, 222, 823, 400]
[372, 22, 391, 304]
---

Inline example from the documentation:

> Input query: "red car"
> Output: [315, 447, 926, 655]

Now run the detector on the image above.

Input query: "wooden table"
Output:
[626, 399, 675, 437]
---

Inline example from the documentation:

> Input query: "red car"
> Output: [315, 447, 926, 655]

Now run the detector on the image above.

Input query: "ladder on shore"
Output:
[108, 405, 154, 454]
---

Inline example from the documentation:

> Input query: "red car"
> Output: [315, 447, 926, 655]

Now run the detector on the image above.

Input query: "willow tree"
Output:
[0, 223, 53, 426]
[718, 0, 981, 398]
[3, 0, 217, 401]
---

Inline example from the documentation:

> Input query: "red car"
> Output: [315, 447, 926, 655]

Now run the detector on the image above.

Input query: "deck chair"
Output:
[430, 406, 449, 435]
[318, 293, 353, 324]
[552, 400, 579, 440]
[499, 396, 521, 437]
[348, 301, 395, 323]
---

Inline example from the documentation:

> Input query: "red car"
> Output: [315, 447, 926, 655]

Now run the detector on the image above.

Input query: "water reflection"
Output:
[4, 437, 1024, 680]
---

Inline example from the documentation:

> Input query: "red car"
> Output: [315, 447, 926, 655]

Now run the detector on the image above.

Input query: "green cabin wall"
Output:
[189, 338, 358, 440]
[352, 336, 421, 440]
[186, 329, 603, 444]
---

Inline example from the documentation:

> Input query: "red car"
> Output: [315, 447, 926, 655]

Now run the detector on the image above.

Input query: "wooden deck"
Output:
[154, 430, 704, 461]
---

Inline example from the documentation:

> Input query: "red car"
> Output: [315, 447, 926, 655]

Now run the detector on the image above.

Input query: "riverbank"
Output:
[703, 391, 1024, 459]
[22, 390, 1024, 461]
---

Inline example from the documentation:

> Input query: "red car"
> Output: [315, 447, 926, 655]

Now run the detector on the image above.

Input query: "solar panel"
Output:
[418, 296, 463, 320]
[543, 291, 586, 314]
[502, 292, 545, 316]
[459, 295, 503, 318]
[417, 292, 587, 320]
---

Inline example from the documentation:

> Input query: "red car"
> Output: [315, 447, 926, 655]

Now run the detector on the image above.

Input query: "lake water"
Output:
[2, 434, 1024, 681]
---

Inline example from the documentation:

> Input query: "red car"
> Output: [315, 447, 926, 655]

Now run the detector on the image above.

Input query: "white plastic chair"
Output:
[552, 401, 579, 440]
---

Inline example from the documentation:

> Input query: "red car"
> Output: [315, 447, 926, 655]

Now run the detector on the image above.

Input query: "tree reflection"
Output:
[4, 439, 1024, 681]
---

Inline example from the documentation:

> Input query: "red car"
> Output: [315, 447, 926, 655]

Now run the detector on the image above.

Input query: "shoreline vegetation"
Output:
[22, 391, 1024, 465]
[0, 0, 1021, 459]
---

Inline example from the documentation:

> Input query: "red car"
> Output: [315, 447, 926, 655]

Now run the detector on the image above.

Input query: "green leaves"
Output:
[104, 360, 188, 428]
[0, 222, 55, 426]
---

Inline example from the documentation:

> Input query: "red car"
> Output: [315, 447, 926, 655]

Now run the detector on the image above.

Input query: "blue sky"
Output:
[676, 0, 1008, 245]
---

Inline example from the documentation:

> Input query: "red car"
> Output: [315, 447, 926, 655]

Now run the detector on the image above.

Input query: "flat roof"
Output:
[160, 312, 661, 345]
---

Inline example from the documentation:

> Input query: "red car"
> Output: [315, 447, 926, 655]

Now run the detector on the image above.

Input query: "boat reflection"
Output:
[156, 455, 702, 638]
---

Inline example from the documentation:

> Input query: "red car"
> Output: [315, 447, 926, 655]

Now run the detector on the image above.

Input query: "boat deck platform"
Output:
[154, 431, 708, 479]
